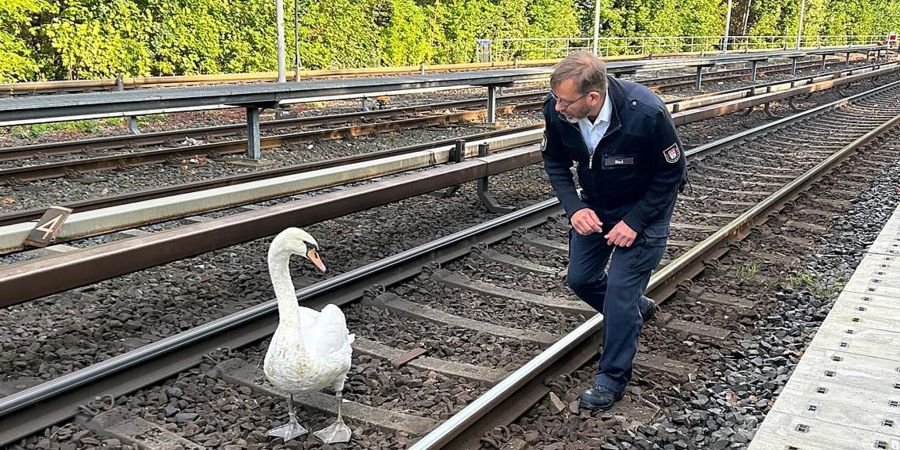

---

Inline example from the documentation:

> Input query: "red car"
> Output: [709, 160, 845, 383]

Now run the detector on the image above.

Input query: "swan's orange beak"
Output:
[307, 249, 326, 272]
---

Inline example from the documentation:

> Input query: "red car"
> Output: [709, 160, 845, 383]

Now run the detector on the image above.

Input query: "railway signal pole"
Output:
[796, 0, 807, 49]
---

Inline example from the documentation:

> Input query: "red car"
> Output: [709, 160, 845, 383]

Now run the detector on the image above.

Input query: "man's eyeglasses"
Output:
[550, 90, 592, 109]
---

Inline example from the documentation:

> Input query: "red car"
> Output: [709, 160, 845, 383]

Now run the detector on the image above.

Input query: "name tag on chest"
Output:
[601, 155, 635, 169]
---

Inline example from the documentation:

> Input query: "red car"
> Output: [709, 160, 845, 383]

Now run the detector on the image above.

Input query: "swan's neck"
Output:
[269, 249, 301, 325]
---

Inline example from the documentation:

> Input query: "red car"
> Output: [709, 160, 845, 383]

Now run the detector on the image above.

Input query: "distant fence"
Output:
[479, 35, 887, 62]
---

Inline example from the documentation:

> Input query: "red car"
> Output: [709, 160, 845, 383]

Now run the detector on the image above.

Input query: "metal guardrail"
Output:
[487, 35, 887, 61]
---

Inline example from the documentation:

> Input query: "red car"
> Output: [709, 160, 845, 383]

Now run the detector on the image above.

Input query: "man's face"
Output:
[552, 79, 603, 123]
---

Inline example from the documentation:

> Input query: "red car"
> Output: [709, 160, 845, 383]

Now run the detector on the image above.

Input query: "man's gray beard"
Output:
[563, 114, 581, 124]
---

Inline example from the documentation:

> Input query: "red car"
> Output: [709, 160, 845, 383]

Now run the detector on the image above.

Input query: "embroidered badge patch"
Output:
[541, 131, 548, 152]
[663, 143, 681, 163]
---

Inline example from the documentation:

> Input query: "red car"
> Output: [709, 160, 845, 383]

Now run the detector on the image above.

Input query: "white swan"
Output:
[263, 228, 354, 443]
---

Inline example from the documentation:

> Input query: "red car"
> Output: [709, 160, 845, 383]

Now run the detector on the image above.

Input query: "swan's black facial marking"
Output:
[303, 240, 318, 250]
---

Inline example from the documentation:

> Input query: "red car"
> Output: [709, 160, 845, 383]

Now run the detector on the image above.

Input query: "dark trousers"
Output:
[567, 219, 670, 394]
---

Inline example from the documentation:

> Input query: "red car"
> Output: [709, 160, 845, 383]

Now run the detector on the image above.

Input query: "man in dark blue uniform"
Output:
[541, 52, 686, 411]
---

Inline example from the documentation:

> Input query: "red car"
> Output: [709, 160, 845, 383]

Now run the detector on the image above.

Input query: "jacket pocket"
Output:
[631, 223, 669, 272]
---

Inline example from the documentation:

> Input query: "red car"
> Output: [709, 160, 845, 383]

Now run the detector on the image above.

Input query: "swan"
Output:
[263, 227, 354, 443]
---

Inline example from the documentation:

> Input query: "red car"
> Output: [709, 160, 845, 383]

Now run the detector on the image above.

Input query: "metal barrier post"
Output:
[487, 86, 497, 124]
[822, 54, 827, 70]
[476, 143, 514, 213]
[695, 66, 704, 89]
[247, 107, 261, 160]
[127, 117, 141, 135]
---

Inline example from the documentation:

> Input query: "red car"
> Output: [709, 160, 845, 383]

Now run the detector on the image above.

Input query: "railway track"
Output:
[0, 61, 894, 195]
[3, 77, 900, 448]
[1, 60, 883, 166]
[0, 92, 548, 164]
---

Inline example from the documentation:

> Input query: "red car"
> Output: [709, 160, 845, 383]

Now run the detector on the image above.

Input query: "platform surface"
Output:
[749, 204, 900, 450]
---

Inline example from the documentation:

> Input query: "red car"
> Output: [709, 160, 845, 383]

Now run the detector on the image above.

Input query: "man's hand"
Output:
[571, 208, 603, 235]
[605, 221, 637, 247]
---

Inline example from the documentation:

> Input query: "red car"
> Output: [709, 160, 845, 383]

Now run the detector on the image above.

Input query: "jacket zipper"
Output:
[563, 120, 597, 169]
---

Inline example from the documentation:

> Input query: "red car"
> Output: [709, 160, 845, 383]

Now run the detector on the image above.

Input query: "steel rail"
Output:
[0, 126, 541, 227]
[0, 105, 542, 184]
[0, 146, 542, 306]
[1, 61, 893, 218]
[3, 60, 893, 190]
[0, 92, 546, 162]
[0, 197, 563, 447]
[4, 104, 898, 448]
[2, 81, 898, 446]
[3, 60, 889, 164]
[1, 75, 898, 305]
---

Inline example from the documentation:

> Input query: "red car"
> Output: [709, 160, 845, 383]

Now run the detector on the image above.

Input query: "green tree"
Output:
[219, 0, 278, 73]
[41, 0, 152, 79]
[0, 0, 52, 81]
[291, 0, 380, 69]
[376, 0, 432, 66]
[1, 0, 898, 82]
[425, 0, 496, 63]
[148, 0, 226, 75]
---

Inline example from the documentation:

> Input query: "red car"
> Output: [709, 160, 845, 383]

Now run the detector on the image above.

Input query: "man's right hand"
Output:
[571, 208, 603, 235]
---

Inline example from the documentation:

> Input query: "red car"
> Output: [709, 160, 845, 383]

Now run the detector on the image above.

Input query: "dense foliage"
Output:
[1, 0, 898, 82]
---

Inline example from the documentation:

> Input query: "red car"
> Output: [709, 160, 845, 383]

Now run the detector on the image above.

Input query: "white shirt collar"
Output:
[579, 88, 611, 129]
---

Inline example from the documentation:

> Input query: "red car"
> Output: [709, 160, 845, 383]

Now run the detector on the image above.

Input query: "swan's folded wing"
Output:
[303, 307, 353, 356]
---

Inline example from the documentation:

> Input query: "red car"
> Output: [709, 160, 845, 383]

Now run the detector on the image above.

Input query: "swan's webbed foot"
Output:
[313, 418, 351, 444]
[267, 418, 308, 442]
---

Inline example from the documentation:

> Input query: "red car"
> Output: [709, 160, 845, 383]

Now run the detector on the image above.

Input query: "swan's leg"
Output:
[314, 379, 352, 444]
[268, 394, 308, 441]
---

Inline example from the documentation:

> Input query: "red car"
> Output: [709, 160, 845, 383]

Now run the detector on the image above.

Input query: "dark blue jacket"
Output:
[541, 76, 686, 232]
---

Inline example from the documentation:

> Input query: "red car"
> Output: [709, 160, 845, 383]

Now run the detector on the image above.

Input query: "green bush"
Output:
[1, 0, 899, 82]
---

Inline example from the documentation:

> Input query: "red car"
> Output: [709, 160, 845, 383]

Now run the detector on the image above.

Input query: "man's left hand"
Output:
[605, 221, 637, 247]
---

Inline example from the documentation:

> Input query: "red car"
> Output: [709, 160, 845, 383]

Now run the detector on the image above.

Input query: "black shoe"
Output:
[639, 295, 656, 322]
[579, 384, 624, 411]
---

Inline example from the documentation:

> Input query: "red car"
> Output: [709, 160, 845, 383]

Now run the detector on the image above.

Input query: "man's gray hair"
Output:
[550, 51, 608, 95]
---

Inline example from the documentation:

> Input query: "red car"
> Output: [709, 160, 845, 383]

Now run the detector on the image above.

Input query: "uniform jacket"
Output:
[541, 76, 686, 233]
